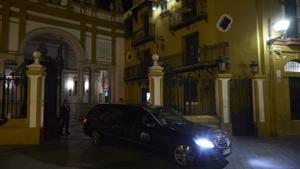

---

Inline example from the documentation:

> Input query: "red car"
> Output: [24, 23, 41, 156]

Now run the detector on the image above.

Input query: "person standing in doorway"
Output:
[60, 99, 71, 136]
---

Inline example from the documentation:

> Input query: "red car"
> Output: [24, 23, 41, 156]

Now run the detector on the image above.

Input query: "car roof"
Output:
[89, 104, 165, 113]
[92, 104, 159, 108]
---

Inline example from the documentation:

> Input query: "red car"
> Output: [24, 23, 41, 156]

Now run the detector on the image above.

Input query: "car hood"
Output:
[166, 121, 210, 137]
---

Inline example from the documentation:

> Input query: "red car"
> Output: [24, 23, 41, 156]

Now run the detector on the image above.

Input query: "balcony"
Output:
[124, 63, 151, 81]
[159, 42, 229, 73]
[132, 24, 155, 47]
[169, 0, 207, 32]
[24, 0, 123, 24]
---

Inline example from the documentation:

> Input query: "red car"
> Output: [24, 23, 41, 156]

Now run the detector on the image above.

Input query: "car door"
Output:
[125, 107, 170, 148]
[97, 107, 124, 138]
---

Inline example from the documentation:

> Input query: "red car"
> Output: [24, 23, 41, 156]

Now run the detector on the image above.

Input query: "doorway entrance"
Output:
[23, 33, 77, 141]
[230, 79, 256, 136]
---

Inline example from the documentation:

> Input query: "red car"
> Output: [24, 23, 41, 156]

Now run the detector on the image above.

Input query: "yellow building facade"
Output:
[123, 0, 300, 136]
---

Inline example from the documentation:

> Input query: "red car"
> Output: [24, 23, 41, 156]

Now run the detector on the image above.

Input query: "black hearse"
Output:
[82, 104, 231, 166]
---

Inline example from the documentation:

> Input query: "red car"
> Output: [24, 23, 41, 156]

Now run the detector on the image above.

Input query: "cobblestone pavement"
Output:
[0, 119, 300, 169]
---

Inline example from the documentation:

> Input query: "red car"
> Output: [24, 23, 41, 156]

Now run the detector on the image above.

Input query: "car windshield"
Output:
[147, 106, 188, 126]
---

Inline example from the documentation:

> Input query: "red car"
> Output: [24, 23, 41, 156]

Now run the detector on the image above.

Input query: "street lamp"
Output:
[216, 56, 230, 73]
[250, 61, 258, 75]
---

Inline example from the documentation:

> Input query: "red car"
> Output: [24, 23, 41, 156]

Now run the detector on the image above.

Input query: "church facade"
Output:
[0, 0, 125, 144]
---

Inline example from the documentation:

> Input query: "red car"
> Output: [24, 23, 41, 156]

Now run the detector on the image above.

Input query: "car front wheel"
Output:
[172, 144, 197, 166]
[90, 130, 101, 145]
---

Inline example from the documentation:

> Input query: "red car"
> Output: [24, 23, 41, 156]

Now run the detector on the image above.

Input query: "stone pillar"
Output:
[26, 51, 46, 143]
[148, 54, 164, 106]
[110, 67, 116, 103]
[77, 67, 83, 103]
[90, 68, 95, 104]
[215, 74, 232, 134]
[252, 75, 269, 136]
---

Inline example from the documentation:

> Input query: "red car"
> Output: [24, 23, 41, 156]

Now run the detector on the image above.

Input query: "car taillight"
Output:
[82, 117, 88, 124]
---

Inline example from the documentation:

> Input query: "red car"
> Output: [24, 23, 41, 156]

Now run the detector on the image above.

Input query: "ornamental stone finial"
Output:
[152, 54, 159, 66]
[33, 50, 41, 64]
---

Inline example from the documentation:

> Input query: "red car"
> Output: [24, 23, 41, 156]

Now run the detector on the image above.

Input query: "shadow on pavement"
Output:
[0, 118, 229, 169]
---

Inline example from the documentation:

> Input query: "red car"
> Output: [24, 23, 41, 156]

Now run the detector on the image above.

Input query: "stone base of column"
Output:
[256, 122, 271, 137]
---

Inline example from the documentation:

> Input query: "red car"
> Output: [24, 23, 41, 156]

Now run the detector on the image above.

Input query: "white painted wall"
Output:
[8, 17, 19, 52]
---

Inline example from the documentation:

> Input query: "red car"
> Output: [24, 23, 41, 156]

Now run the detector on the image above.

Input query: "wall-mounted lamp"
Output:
[66, 79, 74, 96]
[149, 0, 159, 11]
[249, 61, 258, 75]
[84, 80, 89, 93]
[216, 56, 230, 73]
[273, 19, 290, 32]
[267, 19, 290, 45]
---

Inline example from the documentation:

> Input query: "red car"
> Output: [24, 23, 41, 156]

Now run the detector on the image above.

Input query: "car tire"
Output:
[171, 143, 197, 167]
[90, 130, 101, 145]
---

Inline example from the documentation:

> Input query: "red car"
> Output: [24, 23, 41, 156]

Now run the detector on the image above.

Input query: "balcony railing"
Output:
[132, 24, 155, 47]
[124, 64, 149, 81]
[159, 42, 229, 73]
[124, 42, 229, 80]
[25, 0, 123, 23]
[169, 0, 207, 31]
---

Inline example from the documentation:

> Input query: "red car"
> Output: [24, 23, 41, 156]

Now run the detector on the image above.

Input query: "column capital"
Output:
[149, 54, 164, 71]
[253, 74, 267, 79]
[26, 51, 46, 76]
[216, 73, 232, 79]
[148, 71, 164, 77]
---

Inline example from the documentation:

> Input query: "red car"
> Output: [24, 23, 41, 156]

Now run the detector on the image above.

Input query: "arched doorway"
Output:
[19, 28, 83, 141]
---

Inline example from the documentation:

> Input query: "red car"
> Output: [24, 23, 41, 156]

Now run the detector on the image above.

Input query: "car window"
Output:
[100, 107, 124, 125]
[126, 107, 156, 127]
[87, 107, 103, 121]
[120, 107, 141, 126]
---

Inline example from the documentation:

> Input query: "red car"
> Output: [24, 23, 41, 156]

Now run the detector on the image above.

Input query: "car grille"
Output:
[209, 130, 230, 149]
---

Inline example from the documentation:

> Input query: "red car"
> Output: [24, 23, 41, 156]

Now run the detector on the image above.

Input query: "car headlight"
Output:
[194, 138, 215, 149]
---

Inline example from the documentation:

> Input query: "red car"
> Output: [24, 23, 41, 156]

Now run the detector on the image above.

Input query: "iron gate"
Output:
[230, 79, 255, 136]
[288, 77, 300, 120]
[0, 74, 27, 119]
[164, 76, 216, 115]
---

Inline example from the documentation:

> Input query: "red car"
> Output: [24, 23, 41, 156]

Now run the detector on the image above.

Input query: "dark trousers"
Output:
[60, 118, 69, 133]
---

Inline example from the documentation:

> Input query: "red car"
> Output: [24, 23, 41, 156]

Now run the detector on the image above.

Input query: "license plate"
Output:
[223, 148, 231, 155]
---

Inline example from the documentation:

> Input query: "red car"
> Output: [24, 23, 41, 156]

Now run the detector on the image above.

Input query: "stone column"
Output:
[77, 67, 83, 103]
[148, 54, 164, 106]
[90, 68, 96, 104]
[252, 75, 268, 136]
[109, 67, 116, 103]
[215, 74, 232, 134]
[26, 51, 46, 144]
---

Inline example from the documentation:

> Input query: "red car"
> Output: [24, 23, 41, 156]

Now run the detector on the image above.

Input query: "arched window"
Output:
[284, 60, 300, 72]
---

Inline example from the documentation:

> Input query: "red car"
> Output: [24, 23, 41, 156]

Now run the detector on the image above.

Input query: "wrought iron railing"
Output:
[0, 74, 27, 119]
[160, 42, 229, 71]
[24, 0, 123, 23]
[124, 64, 143, 81]
[164, 78, 216, 116]
[132, 24, 155, 47]
[169, 0, 207, 31]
